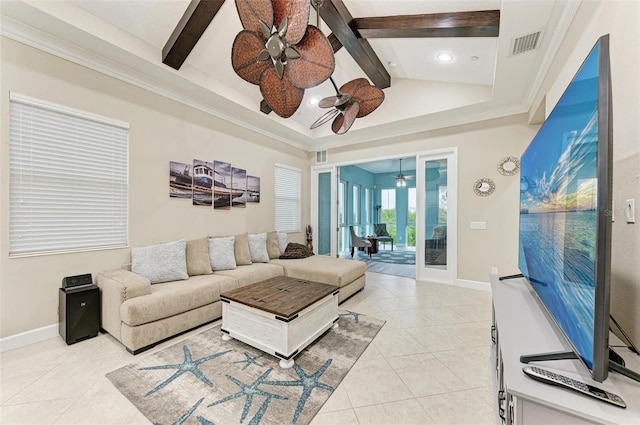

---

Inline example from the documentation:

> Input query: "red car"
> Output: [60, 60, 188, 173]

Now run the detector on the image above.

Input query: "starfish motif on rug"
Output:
[208, 368, 287, 424]
[339, 310, 364, 323]
[264, 359, 334, 424]
[139, 345, 231, 396]
[234, 352, 265, 371]
[153, 397, 211, 425]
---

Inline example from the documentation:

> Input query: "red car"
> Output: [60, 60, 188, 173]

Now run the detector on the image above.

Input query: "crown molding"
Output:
[0, 13, 314, 152]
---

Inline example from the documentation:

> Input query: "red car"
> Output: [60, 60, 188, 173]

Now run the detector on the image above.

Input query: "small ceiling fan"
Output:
[394, 159, 415, 187]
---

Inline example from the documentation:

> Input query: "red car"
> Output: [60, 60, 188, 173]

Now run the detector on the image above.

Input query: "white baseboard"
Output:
[455, 278, 491, 292]
[0, 324, 59, 353]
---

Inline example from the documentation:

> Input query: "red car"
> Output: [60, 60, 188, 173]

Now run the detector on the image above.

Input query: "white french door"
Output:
[416, 148, 457, 284]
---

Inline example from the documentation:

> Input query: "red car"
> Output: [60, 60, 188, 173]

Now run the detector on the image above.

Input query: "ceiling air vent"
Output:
[510, 31, 542, 56]
[316, 150, 328, 164]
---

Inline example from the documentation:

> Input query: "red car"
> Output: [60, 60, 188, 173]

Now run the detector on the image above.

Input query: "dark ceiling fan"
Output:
[230, 0, 335, 118]
[394, 159, 415, 187]
[310, 77, 384, 134]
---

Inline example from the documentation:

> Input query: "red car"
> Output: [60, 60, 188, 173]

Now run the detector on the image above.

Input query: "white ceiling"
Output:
[0, 0, 578, 151]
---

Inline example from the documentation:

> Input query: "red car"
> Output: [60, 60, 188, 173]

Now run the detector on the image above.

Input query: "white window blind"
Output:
[274, 164, 300, 232]
[9, 93, 129, 256]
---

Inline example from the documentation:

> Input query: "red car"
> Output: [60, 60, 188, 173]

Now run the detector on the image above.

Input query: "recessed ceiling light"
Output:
[309, 96, 320, 106]
[437, 52, 453, 62]
[388, 61, 397, 69]
[471, 55, 480, 61]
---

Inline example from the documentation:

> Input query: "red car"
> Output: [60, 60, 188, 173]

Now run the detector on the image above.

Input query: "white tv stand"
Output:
[490, 274, 640, 424]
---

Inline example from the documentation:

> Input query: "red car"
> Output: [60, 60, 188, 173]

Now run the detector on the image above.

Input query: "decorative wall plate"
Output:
[497, 156, 520, 176]
[474, 178, 496, 196]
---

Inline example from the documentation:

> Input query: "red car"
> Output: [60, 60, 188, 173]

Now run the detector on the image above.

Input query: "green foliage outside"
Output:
[407, 226, 416, 247]
[381, 208, 396, 223]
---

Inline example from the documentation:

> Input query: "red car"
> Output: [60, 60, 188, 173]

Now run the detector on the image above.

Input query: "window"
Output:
[338, 181, 347, 252]
[380, 189, 396, 224]
[9, 93, 129, 256]
[338, 181, 346, 226]
[365, 187, 372, 232]
[274, 164, 301, 232]
[352, 185, 360, 225]
[407, 187, 417, 247]
[380, 188, 397, 242]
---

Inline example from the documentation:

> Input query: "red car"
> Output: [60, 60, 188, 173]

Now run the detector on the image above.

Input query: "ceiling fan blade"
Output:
[339, 78, 370, 95]
[235, 0, 274, 39]
[352, 85, 385, 117]
[406, 175, 416, 180]
[260, 67, 304, 118]
[318, 96, 339, 108]
[310, 108, 340, 129]
[287, 26, 335, 89]
[231, 30, 271, 85]
[332, 102, 360, 134]
[272, 0, 310, 45]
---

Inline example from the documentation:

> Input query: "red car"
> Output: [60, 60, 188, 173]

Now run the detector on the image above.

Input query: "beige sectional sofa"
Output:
[97, 234, 365, 354]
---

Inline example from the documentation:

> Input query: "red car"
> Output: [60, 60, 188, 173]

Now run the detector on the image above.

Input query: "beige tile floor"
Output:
[0, 272, 497, 425]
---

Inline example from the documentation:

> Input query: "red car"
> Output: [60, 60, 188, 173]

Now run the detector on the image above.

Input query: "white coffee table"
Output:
[220, 276, 340, 368]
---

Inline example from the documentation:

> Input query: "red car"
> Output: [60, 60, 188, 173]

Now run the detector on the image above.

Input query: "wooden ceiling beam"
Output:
[163, 0, 226, 70]
[327, 33, 343, 54]
[318, 0, 390, 89]
[353, 10, 500, 39]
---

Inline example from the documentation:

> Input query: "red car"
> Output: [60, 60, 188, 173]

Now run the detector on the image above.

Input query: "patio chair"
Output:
[349, 225, 372, 258]
[373, 223, 394, 251]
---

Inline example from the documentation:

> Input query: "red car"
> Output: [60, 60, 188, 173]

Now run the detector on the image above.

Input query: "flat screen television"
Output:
[518, 35, 612, 382]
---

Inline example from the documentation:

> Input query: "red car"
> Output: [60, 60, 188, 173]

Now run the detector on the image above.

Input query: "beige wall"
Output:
[532, 0, 640, 346]
[328, 114, 539, 284]
[0, 38, 310, 338]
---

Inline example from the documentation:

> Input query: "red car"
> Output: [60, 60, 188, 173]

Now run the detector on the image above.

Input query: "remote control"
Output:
[522, 366, 626, 408]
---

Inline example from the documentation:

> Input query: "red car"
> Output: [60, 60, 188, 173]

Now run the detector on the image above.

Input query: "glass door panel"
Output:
[317, 171, 332, 255]
[425, 159, 448, 269]
[311, 166, 337, 257]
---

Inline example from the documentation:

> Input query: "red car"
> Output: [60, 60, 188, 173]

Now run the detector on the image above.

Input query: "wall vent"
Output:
[510, 31, 542, 56]
[316, 150, 328, 164]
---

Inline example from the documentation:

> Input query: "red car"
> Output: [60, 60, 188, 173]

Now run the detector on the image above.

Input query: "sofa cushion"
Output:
[208, 237, 237, 271]
[120, 274, 239, 326]
[186, 237, 213, 276]
[247, 233, 269, 263]
[131, 240, 189, 284]
[270, 256, 366, 287]
[266, 231, 281, 259]
[215, 263, 284, 286]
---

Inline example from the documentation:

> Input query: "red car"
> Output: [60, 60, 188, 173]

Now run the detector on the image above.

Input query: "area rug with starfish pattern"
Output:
[106, 310, 384, 425]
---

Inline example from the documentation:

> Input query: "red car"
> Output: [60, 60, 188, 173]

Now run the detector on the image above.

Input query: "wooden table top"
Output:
[220, 275, 339, 319]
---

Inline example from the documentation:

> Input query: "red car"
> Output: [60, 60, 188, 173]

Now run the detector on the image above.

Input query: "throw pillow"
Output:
[247, 233, 270, 263]
[279, 242, 315, 259]
[266, 231, 281, 259]
[186, 237, 213, 276]
[131, 240, 189, 284]
[208, 237, 237, 271]
[276, 232, 288, 255]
